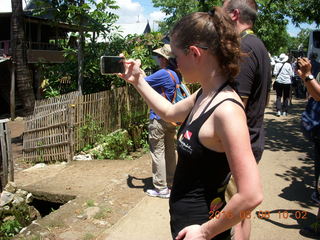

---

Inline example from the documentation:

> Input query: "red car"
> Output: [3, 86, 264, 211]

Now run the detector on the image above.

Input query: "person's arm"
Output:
[288, 63, 295, 77]
[176, 102, 263, 240]
[297, 58, 320, 101]
[118, 57, 196, 123]
[273, 63, 280, 76]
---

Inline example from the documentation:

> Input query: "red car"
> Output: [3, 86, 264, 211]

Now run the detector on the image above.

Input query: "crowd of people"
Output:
[113, 0, 319, 239]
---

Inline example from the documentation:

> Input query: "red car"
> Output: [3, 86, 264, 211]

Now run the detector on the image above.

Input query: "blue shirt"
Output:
[145, 68, 180, 120]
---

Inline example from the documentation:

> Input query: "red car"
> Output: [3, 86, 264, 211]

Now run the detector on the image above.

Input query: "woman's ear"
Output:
[189, 46, 202, 60]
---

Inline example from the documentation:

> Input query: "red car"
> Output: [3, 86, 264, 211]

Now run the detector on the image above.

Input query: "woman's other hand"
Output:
[175, 225, 207, 240]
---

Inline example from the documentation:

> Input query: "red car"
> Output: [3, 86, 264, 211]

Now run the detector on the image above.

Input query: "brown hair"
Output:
[169, 6, 241, 82]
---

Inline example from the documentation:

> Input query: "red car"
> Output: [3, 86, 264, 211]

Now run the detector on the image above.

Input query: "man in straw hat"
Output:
[145, 44, 181, 198]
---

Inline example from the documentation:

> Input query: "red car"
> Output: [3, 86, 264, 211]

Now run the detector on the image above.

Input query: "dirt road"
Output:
[10, 93, 319, 239]
[98, 94, 319, 240]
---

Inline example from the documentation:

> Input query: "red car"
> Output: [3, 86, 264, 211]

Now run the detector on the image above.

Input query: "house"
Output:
[93, 21, 151, 42]
[116, 21, 151, 37]
[0, 0, 80, 118]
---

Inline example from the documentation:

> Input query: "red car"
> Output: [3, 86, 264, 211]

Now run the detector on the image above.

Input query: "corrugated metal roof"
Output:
[117, 22, 151, 36]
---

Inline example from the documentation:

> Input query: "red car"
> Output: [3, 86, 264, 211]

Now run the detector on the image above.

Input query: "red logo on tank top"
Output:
[184, 130, 192, 140]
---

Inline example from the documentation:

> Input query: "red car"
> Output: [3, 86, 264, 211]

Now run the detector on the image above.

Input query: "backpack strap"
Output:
[275, 63, 285, 78]
[161, 70, 178, 103]
[166, 70, 177, 85]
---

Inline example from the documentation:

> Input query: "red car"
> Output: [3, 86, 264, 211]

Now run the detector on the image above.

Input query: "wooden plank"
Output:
[68, 105, 75, 162]
[23, 141, 70, 153]
[5, 126, 14, 182]
[10, 63, 16, 120]
[24, 122, 68, 134]
[0, 123, 8, 188]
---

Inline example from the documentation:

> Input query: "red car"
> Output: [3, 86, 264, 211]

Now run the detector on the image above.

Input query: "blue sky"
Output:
[287, 22, 318, 36]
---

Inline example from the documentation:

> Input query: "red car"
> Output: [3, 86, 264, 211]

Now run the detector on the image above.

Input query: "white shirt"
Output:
[273, 62, 294, 84]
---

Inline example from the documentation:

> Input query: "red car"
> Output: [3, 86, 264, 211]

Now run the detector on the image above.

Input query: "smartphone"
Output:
[100, 56, 125, 75]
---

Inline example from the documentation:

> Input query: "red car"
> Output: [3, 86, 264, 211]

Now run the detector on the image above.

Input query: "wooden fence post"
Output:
[6, 126, 13, 182]
[68, 104, 75, 162]
[0, 119, 13, 191]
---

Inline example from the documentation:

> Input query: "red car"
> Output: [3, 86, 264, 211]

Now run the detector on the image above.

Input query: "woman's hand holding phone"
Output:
[117, 54, 145, 85]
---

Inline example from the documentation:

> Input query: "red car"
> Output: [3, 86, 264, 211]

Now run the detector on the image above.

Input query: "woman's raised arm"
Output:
[118, 57, 197, 123]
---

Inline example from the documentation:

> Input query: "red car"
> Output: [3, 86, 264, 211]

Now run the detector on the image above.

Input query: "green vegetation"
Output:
[83, 233, 96, 240]
[0, 203, 34, 238]
[80, 115, 103, 145]
[91, 129, 133, 160]
[39, 32, 163, 97]
[86, 200, 95, 207]
[0, 219, 22, 238]
[94, 207, 112, 219]
[152, 0, 320, 55]
[79, 114, 149, 160]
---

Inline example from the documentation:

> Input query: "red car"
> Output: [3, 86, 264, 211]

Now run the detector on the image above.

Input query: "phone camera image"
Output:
[100, 56, 125, 75]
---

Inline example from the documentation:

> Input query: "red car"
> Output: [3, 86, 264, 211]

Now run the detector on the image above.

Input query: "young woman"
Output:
[118, 7, 262, 240]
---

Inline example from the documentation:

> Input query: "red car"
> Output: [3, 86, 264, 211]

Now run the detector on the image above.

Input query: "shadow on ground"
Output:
[265, 98, 316, 210]
[264, 100, 311, 153]
[254, 209, 316, 230]
[127, 175, 153, 192]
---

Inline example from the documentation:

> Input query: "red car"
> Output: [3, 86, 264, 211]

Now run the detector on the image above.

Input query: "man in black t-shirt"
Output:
[237, 33, 271, 162]
[223, 0, 271, 239]
[223, 0, 271, 163]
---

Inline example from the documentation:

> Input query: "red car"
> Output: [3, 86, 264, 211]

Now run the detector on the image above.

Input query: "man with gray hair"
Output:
[223, 0, 271, 239]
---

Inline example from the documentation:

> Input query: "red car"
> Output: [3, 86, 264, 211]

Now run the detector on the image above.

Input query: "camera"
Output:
[100, 56, 125, 75]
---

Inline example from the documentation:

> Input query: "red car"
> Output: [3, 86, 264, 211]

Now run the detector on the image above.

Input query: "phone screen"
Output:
[100, 56, 125, 75]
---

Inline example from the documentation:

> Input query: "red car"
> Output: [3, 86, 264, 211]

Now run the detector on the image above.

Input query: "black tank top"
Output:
[169, 83, 244, 240]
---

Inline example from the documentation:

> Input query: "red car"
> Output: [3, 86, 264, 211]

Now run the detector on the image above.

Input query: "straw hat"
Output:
[278, 53, 289, 63]
[153, 44, 173, 60]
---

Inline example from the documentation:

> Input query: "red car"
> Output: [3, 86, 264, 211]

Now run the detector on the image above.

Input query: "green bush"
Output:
[79, 115, 103, 144]
[0, 219, 22, 238]
[92, 129, 133, 160]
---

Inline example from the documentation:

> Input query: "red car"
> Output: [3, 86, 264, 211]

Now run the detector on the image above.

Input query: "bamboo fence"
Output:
[0, 119, 13, 192]
[23, 92, 79, 163]
[73, 85, 148, 151]
[23, 85, 148, 163]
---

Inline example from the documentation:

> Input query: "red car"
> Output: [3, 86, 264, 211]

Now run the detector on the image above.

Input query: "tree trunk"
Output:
[11, 0, 35, 114]
[77, 31, 84, 95]
[77, 0, 85, 95]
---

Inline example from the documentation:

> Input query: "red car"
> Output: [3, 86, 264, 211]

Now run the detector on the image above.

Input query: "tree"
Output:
[254, 0, 289, 55]
[33, 0, 119, 94]
[277, 0, 320, 26]
[11, 0, 36, 114]
[152, 0, 220, 33]
[151, 0, 318, 55]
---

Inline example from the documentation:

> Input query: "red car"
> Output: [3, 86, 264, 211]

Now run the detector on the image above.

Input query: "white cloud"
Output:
[0, 0, 28, 12]
[112, 0, 166, 30]
[149, 10, 166, 24]
[114, 0, 145, 24]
